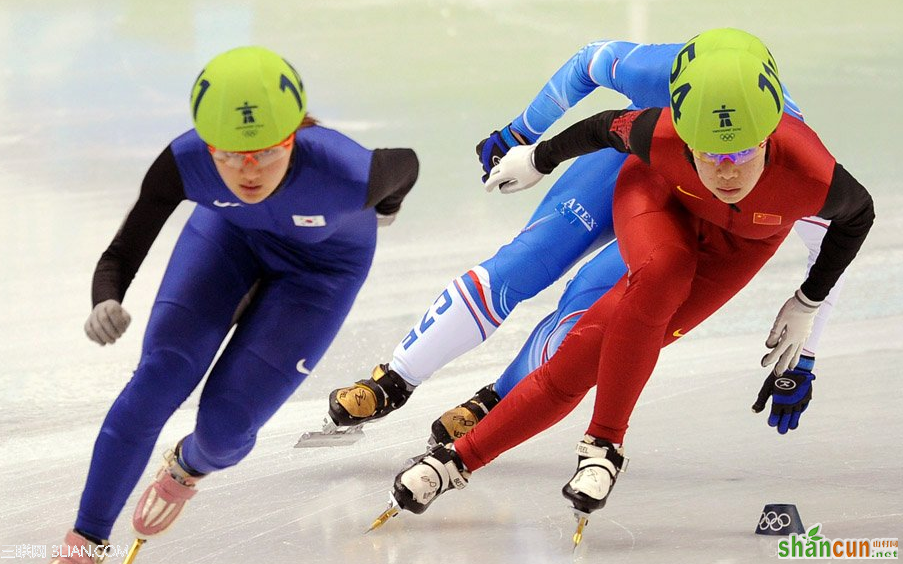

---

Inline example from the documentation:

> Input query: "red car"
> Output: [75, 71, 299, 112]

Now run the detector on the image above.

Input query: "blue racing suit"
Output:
[76, 126, 417, 538]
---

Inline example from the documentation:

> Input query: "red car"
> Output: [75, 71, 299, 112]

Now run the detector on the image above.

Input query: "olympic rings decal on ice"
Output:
[759, 511, 792, 531]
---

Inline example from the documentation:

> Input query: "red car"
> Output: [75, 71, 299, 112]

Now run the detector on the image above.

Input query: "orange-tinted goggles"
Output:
[207, 133, 295, 169]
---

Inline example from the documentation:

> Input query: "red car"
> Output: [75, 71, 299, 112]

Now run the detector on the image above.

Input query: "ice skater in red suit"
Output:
[380, 29, 874, 537]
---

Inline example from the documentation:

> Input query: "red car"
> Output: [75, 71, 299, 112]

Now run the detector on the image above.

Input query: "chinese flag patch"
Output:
[753, 212, 782, 225]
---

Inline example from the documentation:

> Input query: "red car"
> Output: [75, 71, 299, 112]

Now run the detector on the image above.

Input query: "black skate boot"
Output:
[392, 443, 470, 514]
[429, 383, 500, 446]
[328, 364, 415, 426]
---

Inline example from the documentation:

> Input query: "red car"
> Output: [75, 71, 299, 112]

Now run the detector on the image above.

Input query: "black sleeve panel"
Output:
[91, 146, 186, 306]
[800, 163, 875, 301]
[365, 148, 420, 215]
[533, 108, 661, 174]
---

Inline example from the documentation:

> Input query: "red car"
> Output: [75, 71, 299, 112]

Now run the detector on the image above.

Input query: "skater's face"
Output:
[209, 134, 295, 204]
[692, 140, 767, 204]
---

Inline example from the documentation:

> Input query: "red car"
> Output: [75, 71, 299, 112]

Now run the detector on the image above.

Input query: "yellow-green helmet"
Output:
[671, 28, 779, 81]
[669, 29, 783, 153]
[191, 46, 306, 151]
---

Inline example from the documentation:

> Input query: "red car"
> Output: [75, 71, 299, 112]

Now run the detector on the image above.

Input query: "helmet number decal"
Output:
[193, 78, 210, 120]
[758, 63, 782, 112]
[670, 83, 692, 122]
[280, 74, 304, 111]
[670, 43, 696, 84]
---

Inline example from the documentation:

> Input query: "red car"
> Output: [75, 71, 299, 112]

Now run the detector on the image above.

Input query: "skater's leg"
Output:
[74, 209, 258, 539]
[494, 241, 626, 397]
[429, 242, 626, 444]
[390, 150, 624, 385]
[180, 263, 370, 472]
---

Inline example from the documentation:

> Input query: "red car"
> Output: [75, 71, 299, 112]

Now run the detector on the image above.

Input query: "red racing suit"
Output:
[456, 108, 873, 470]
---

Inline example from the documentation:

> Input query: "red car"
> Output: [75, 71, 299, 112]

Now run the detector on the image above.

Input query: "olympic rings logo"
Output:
[720, 132, 736, 141]
[759, 511, 792, 531]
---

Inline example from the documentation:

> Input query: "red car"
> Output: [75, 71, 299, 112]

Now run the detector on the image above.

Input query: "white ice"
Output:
[1, 2, 901, 563]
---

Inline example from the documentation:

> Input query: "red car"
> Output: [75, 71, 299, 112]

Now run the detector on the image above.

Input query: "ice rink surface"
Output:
[1, 1, 901, 563]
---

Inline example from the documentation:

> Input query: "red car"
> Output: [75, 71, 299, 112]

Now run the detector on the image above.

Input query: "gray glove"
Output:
[761, 289, 821, 375]
[376, 212, 397, 227]
[85, 299, 132, 345]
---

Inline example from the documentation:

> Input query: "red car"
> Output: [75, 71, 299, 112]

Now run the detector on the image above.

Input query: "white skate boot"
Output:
[368, 443, 471, 531]
[562, 435, 628, 547]
[394, 443, 470, 514]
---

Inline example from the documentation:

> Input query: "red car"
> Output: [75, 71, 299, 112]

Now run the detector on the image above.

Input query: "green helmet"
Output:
[191, 46, 307, 151]
[669, 30, 784, 153]
[671, 28, 779, 82]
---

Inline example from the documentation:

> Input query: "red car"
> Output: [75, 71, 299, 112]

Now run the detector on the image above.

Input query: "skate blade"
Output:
[572, 511, 590, 551]
[294, 427, 364, 448]
[366, 505, 399, 533]
[366, 495, 401, 533]
[122, 538, 146, 564]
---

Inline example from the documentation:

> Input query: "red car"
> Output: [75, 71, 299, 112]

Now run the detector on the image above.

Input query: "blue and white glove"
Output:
[752, 356, 816, 434]
[476, 125, 527, 182]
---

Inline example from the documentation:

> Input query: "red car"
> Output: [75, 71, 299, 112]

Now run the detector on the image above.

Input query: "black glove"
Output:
[476, 124, 526, 182]
[752, 356, 816, 435]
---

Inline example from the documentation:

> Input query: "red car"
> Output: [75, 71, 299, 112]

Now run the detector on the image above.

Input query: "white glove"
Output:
[483, 144, 544, 194]
[761, 289, 822, 375]
[376, 212, 397, 227]
[85, 299, 132, 345]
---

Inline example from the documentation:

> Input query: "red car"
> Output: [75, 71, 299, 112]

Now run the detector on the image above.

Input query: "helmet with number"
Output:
[668, 30, 783, 153]
[673, 27, 779, 77]
[190, 46, 307, 151]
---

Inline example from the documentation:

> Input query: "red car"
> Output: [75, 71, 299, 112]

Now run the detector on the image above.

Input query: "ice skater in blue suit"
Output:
[50, 46, 418, 563]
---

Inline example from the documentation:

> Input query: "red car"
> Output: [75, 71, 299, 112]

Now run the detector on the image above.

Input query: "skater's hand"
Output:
[761, 289, 821, 375]
[476, 124, 528, 182]
[484, 145, 543, 194]
[376, 212, 397, 227]
[751, 364, 815, 434]
[85, 299, 131, 345]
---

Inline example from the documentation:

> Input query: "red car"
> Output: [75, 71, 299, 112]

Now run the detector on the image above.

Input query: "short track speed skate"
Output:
[367, 443, 470, 531]
[294, 415, 366, 448]
[562, 435, 628, 549]
[295, 364, 414, 448]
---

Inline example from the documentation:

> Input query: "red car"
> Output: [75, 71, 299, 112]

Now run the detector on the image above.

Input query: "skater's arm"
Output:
[533, 108, 660, 173]
[509, 40, 676, 142]
[91, 146, 186, 306]
[364, 148, 420, 216]
[799, 163, 874, 302]
[792, 219, 847, 356]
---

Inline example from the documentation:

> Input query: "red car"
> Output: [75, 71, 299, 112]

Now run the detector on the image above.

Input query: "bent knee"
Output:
[625, 243, 696, 324]
[192, 392, 257, 467]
